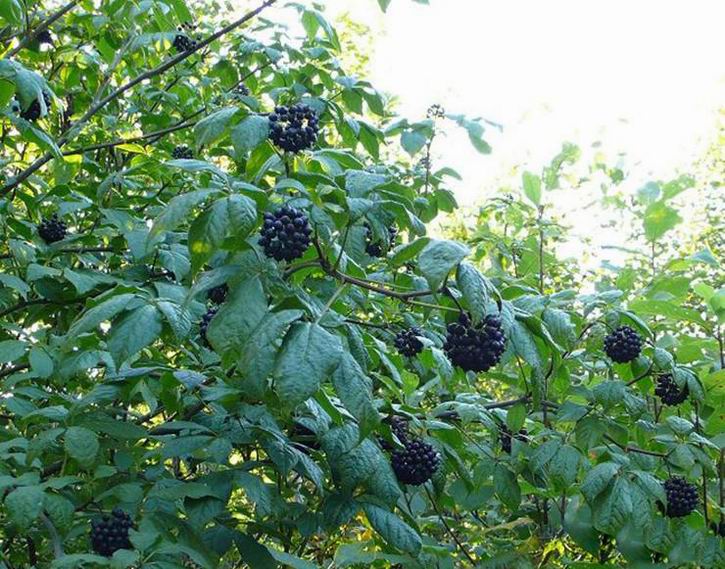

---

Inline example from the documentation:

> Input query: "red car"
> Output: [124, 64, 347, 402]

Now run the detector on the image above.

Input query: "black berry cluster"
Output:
[365, 224, 397, 257]
[37, 29, 53, 44]
[232, 83, 250, 98]
[500, 426, 528, 454]
[379, 416, 409, 451]
[259, 205, 312, 261]
[173, 22, 200, 53]
[391, 438, 441, 485]
[90, 508, 133, 557]
[171, 145, 194, 159]
[394, 327, 424, 358]
[20, 91, 52, 121]
[444, 313, 507, 373]
[207, 283, 228, 304]
[654, 373, 688, 406]
[427, 103, 446, 119]
[200, 307, 218, 344]
[603, 325, 643, 363]
[38, 214, 67, 243]
[268, 104, 319, 153]
[663, 477, 698, 518]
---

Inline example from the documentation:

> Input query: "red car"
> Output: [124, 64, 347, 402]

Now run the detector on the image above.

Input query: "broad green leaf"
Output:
[332, 353, 379, 437]
[194, 106, 239, 146]
[581, 462, 619, 503]
[108, 304, 163, 363]
[208, 278, 267, 359]
[274, 323, 343, 406]
[643, 201, 682, 242]
[231, 115, 270, 156]
[65, 293, 136, 341]
[65, 427, 99, 467]
[150, 189, 213, 238]
[456, 262, 495, 323]
[419, 239, 469, 290]
[4, 485, 45, 528]
[362, 502, 422, 555]
[493, 464, 521, 510]
[522, 170, 541, 205]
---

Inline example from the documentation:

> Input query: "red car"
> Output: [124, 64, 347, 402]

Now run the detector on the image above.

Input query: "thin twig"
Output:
[425, 485, 476, 566]
[5, 0, 80, 58]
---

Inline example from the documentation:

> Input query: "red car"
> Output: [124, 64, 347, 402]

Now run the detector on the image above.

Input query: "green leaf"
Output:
[240, 310, 304, 396]
[643, 201, 682, 242]
[493, 464, 521, 510]
[231, 115, 270, 156]
[274, 323, 343, 406]
[65, 293, 136, 341]
[234, 533, 277, 569]
[522, 171, 541, 205]
[332, 353, 379, 438]
[108, 304, 163, 364]
[361, 502, 422, 555]
[4, 485, 45, 528]
[506, 403, 527, 433]
[456, 262, 495, 323]
[593, 477, 632, 534]
[188, 194, 257, 272]
[400, 130, 427, 155]
[29, 347, 53, 378]
[419, 239, 469, 291]
[208, 278, 267, 359]
[0, 339, 26, 363]
[64, 427, 99, 467]
[194, 106, 238, 147]
[150, 189, 213, 238]
[581, 462, 619, 503]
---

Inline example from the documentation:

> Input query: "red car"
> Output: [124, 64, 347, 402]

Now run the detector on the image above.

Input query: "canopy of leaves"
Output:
[0, 1, 722, 568]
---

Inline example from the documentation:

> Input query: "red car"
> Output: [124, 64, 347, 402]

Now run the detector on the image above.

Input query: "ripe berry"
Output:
[365, 224, 397, 257]
[268, 104, 319, 153]
[200, 307, 218, 344]
[444, 313, 507, 373]
[603, 326, 643, 363]
[379, 416, 410, 451]
[654, 373, 688, 406]
[38, 214, 67, 243]
[391, 438, 441, 486]
[394, 327, 424, 358]
[500, 426, 528, 454]
[90, 508, 133, 557]
[20, 91, 52, 121]
[37, 29, 53, 44]
[258, 205, 312, 262]
[171, 145, 193, 159]
[173, 34, 198, 53]
[663, 476, 698, 518]
[207, 283, 228, 304]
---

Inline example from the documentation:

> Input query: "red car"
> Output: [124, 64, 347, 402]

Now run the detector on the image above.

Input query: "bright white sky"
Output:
[318, 0, 725, 267]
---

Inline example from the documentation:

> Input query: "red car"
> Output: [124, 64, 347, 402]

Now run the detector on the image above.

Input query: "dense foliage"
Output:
[0, 1, 723, 568]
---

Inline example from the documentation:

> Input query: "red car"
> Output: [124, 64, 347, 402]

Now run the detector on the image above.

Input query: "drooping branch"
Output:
[1, 0, 280, 195]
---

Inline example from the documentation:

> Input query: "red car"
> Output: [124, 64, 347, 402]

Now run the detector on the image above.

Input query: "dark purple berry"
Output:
[38, 214, 67, 243]
[200, 307, 218, 345]
[394, 327, 424, 358]
[365, 224, 397, 257]
[654, 373, 688, 406]
[258, 206, 311, 262]
[171, 145, 193, 160]
[90, 508, 133, 557]
[267, 104, 319, 153]
[663, 476, 698, 518]
[207, 283, 228, 305]
[391, 438, 441, 486]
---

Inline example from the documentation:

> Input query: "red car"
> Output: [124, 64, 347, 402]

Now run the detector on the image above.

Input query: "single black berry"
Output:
[90, 508, 133, 557]
[394, 327, 424, 358]
[268, 103, 319, 153]
[654, 373, 688, 406]
[365, 224, 397, 257]
[444, 313, 507, 373]
[500, 426, 528, 454]
[379, 416, 410, 451]
[173, 33, 198, 53]
[37, 29, 53, 44]
[207, 283, 228, 304]
[200, 307, 218, 344]
[391, 438, 441, 486]
[38, 214, 67, 243]
[603, 325, 643, 363]
[258, 205, 312, 262]
[171, 145, 193, 160]
[663, 476, 698, 518]
[20, 91, 52, 121]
